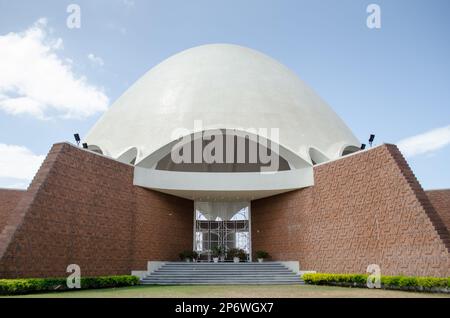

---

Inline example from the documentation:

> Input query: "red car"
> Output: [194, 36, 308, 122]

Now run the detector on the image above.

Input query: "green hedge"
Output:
[0, 275, 139, 296]
[303, 273, 450, 293]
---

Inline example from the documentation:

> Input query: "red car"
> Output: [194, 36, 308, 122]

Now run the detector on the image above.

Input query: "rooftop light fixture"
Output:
[73, 133, 81, 146]
[369, 134, 375, 147]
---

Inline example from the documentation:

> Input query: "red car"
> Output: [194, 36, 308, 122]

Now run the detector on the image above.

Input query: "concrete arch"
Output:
[87, 144, 104, 155]
[309, 147, 330, 165]
[117, 147, 138, 165]
[136, 128, 311, 171]
[341, 144, 361, 156]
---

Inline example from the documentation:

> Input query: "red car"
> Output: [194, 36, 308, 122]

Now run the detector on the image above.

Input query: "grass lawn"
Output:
[6, 284, 450, 298]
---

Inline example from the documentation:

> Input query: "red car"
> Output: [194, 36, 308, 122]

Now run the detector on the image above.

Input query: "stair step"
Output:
[142, 277, 300, 282]
[140, 262, 303, 285]
[151, 273, 295, 276]
[162, 264, 287, 266]
[155, 269, 292, 272]
[144, 278, 303, 280]
[144, 275, 301, 278]
[155, 268, 293, 270]
[141, 282, 302, 285]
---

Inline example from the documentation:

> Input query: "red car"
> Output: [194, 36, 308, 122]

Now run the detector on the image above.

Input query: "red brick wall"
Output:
[0, 143, 193, 278]
[2, 142, 448, 279]
[0, 189, 25, 233]
[252, 144, 450, 277]
[427, 190, 450, 234]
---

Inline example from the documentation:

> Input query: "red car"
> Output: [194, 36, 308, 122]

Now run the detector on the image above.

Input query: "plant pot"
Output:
[185, 258, 191, 263]
[213, 257, 219, 263]
[220, 256, 225, 262]
[233, 257, 240, 263]
[258, 258, 264, 263]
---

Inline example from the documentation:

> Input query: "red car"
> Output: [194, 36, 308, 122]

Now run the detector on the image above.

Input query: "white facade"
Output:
[85, 44, 360, 200]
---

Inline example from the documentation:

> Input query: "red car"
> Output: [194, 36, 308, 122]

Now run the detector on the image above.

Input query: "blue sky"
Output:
[0, 0, 449, 189]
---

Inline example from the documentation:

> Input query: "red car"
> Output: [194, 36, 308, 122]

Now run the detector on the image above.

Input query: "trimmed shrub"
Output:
[0, 275, 139, 296]
[303, 273, 450, 293]
[381, 275, 401, 287]
[178, 250, 199, 261]
[227, 248, 240, 260]
[227, 248, 247, 261]
[303, 273, 366, 286]
[255, 251, 269, 259]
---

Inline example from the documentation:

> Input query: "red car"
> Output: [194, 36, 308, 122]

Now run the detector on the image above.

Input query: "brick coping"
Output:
[52, 141, 135, 167]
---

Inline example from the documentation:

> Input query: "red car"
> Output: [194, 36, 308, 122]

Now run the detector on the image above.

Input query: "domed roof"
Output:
[85, 44, 360, 165]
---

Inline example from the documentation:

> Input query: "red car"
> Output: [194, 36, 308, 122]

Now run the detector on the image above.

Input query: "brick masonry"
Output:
[0, 143, 193, 278]
[0, 189, 25, 233]
[252, 144, 450, 277]
[1, 142, 449, 278]
[427, 190, 450, 235]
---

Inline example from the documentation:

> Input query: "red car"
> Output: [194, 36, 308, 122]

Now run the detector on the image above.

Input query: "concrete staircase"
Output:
[140, 262, 304, 285]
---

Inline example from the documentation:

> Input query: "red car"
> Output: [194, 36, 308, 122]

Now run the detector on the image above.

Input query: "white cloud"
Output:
[0, 18, 109, 119]
[88, 53, 104, 67]
[397, 125, 450, 158]
[0, 144, 45, 188]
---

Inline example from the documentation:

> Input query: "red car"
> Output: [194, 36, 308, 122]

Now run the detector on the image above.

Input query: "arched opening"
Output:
[342, 145, 360, 156]
[87, 145, 103, 155]
[153, 129, 291, 172]
[136, 129, 311, 172]
[117, 147, 138, 165]
[309, 147, 329, 165]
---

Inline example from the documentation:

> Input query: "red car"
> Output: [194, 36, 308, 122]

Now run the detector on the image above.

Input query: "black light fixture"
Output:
[369, 134, 375, 147]
[360, 143, 366, 150]
[82, 143, 88, 149]
[73, 133, 81, 146]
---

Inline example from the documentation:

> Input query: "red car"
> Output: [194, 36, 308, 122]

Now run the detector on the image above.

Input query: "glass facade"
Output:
[194, 201, 251, 261]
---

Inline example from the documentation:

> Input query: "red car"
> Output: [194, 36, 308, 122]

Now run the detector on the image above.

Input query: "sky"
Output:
[0, 0, 449, 190]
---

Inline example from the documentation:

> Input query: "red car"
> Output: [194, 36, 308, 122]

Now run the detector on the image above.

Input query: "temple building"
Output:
[0, 44, 449, 279]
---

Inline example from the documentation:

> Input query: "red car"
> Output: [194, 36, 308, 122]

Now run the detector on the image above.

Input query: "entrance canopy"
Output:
[133, 129, 314, 200]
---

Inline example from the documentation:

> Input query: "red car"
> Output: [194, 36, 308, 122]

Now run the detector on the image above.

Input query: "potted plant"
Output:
[237, 249, 247, 262]
[211, 245, 223, 263]
[179, 250, 197, 262]
[227, 248, 241, 263]
[179, 250, 190, 262]
[192, 251, 199, 262]
[255, 250, 269, 263]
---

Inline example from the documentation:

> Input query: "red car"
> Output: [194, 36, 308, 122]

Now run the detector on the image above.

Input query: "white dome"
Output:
[85, 44, 360, 166]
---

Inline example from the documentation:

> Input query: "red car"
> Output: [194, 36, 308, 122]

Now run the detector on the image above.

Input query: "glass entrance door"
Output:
[194, 201, 251, 262]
